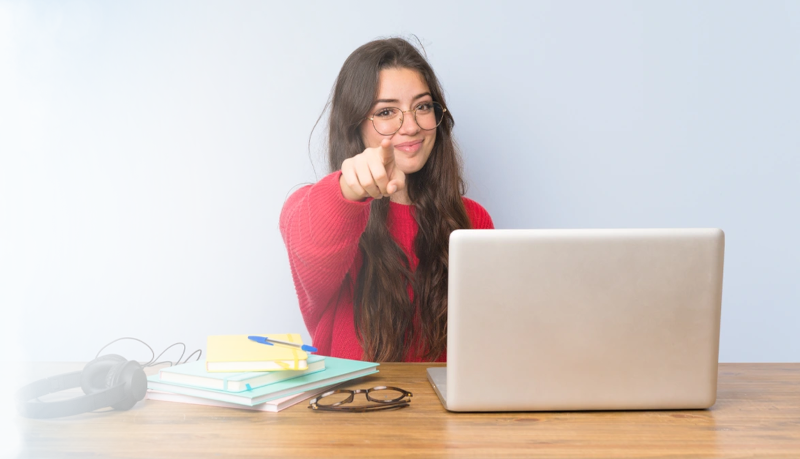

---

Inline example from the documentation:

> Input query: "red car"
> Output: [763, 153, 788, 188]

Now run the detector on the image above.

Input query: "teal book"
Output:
[157, 355, 326, 393]
[147, 356, 379, 406]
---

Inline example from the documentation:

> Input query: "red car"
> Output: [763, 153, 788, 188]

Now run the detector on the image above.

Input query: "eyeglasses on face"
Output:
[366, 101, 447, 136]
[308, 386, 413, 412]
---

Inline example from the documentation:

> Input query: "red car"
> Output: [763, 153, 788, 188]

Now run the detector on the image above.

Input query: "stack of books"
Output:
[145, 334, 379, 412]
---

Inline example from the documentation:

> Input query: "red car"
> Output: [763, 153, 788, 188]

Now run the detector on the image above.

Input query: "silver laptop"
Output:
[428, 228, 725, 412]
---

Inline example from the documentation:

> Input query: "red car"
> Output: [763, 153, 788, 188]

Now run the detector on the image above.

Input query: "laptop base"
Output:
[426, 367, 450, 411]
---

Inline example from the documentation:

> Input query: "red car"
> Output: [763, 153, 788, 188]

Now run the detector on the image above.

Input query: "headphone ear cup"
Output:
[80, 354, 127, 395]
[110, 361, 147, 411]
[105, 360, 128, 391]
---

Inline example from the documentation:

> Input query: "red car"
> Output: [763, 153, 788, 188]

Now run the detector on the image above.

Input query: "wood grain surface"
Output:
[10, 362, 800, 458]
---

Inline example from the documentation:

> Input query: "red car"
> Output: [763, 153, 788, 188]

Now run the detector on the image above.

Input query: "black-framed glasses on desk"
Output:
[308, 386, 412, 412]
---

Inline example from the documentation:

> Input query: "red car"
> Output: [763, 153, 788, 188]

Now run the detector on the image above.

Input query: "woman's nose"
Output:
[398, 110, 420, 135]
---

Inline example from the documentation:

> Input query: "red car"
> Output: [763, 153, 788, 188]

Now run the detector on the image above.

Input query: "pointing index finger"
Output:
[380, 138, 394, 163]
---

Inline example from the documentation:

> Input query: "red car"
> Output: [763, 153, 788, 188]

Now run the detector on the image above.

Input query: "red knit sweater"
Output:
[279, 171, 494, 362]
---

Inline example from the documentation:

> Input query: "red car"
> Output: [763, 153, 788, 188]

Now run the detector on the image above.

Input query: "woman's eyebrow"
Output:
[374, 92, 432, 105]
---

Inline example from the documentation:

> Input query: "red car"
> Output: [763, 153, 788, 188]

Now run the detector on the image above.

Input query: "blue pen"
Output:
[247, 336, 318, 353]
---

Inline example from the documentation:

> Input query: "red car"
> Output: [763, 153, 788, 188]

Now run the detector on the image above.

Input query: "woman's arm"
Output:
[279, 171, 372, 328]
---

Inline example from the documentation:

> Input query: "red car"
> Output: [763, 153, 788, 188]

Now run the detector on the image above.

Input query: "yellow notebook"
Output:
[206, 334, 309, 372]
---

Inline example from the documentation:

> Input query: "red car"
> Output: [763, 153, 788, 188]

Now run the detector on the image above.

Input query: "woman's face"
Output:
[360, 67, 437, 175]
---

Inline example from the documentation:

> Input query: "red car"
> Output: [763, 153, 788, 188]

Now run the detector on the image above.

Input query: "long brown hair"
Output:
[327, 37, 471, 361]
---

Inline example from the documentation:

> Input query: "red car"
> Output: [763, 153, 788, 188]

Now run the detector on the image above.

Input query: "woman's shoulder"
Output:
[283, 182, 312, 209]
[283, 171, 339, 207]
[280, 171, 374, 233]
[279, 181, 315, 227]
[461, 197, 494, 229]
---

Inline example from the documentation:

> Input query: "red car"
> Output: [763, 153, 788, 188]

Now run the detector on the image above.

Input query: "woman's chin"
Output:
[396, 155, 430, 175]
[398, 164, 424, 175]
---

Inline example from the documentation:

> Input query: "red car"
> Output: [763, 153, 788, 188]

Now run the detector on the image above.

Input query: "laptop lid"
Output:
[433, 228, 724, 412]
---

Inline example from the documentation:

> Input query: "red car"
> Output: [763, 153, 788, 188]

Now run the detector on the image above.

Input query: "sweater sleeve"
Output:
[279, 171, 373, 333]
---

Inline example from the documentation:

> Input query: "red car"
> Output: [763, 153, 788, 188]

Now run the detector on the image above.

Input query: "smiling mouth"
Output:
[395, 140, 423, 153]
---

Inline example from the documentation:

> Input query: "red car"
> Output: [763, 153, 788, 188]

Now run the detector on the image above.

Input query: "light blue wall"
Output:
[1, 1, 797, 362]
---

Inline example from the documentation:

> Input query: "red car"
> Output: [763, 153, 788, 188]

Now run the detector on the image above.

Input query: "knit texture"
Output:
[279, 171, 494, 362]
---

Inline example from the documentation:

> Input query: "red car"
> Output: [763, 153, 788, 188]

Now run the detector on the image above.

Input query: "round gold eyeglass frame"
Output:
[366, 102, 447, 136]
[308, 386, 413, 412]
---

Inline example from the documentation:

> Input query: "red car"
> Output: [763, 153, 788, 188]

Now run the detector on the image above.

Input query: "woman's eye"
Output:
[417, 102, 433, 112]
[375, 109, 394, 118]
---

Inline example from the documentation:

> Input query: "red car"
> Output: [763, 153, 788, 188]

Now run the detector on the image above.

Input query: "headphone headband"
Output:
[16, 361, 143, 419]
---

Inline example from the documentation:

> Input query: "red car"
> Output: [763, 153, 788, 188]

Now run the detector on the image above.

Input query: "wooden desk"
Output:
[10, 362, 800, 458]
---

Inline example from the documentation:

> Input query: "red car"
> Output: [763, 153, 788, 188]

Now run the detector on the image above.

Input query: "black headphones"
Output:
[16, 338, 202, 419]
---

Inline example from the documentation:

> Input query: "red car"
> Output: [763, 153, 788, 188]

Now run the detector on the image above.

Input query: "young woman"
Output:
[280, 37, 494, 362]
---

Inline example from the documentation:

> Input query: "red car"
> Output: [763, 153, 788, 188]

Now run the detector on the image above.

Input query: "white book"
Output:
[145, 383, 339, 412]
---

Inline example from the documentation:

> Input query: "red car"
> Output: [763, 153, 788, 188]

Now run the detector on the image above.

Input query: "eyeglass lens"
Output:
[372, 102, 444, 136]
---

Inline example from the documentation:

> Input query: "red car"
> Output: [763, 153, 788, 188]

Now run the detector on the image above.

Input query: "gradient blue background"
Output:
[1, 0, 798, 362]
